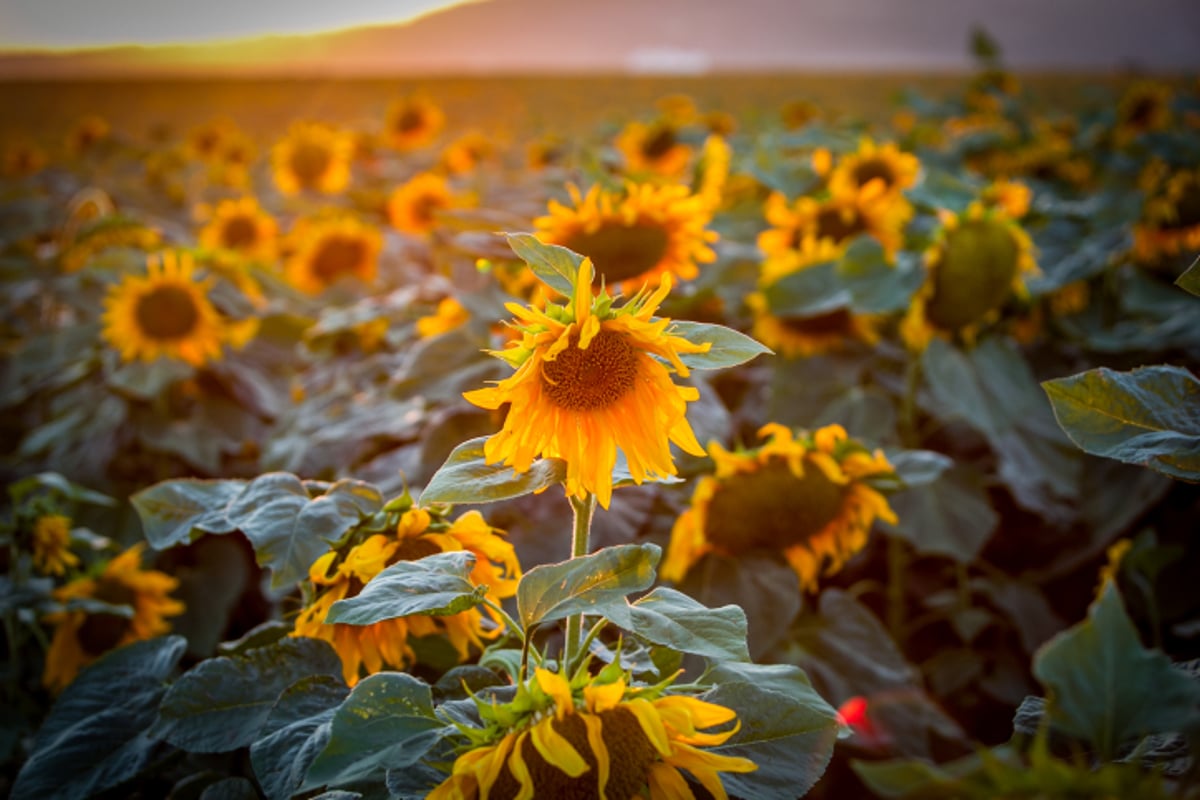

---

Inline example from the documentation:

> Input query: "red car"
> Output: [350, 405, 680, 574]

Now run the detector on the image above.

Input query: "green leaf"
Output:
[419, 436, 566, 505]
[1042, 365, 1200, 482]
[303, 673, 447, 789]
[227, 474, 382, 589]
[250, 675, 348, 800]
[882, 464, 999, 562]
[198, 777, 260, 800]
[106, 358, 193, 400]
[12, 637, 187, 800]
[326, 551, 489, 625]
[617, 587, 750, 662]
[760, 238, 921, 318]
[704, 661, 842, 800]
[153, 637, 344, 753]
[131, 478, 246, 549]
[517, 543, 660, 630]
[505, 232, 581, 296]
[7, 471, 115, 508]
[1032, 582, 1200, 761]
[1175, 256, 1200, 297]
[762, 260, 848, 318]
[668, 321, 773, 370]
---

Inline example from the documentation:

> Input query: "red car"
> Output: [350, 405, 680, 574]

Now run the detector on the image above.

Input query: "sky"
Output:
[0, 0, 471, 49]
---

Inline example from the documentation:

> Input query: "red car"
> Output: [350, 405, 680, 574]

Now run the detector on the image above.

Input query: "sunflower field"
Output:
[2, 48, 1200, 800]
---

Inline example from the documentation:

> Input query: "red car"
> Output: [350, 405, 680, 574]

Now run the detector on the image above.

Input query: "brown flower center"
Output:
[641, 125, 678, 161]
[410, 192, 445, 226]
[925, 218, 1020, 331]
[289, 141, 333, 187]
[702, 459, 846, 553]
[540, 329, 639, 412]
[815, 206, 866, 243]
[1124, 96, 1161, 129]
[490, 707, 661, 800]
[220, 215, 259, 250]
[135, 285, 201, 340]
[77, 580, 136, 656]
[393, 108, 424, 134]
[852, 158, 896, 190]
[310, 236, 368, 283]
[563, 223, 670, 284]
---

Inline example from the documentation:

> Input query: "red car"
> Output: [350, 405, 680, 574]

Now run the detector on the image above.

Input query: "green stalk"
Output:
[563, 492, 596, 670]
[889, 354, 924, 641]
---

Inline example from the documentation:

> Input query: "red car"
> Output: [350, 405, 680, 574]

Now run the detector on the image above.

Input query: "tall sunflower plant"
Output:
[52, 235, 845, 800]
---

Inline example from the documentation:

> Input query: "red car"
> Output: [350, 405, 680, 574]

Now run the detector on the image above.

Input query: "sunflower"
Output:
[185, 117, 236, 163]
[1134, 166, 1200, 263]
[757, 189, 909, 260]
[284, 215, 382, 295]
[65, 115, 110, 156]
[1114, 81, 1173, 144]
[383, 95, 445, 151]
[3, 139, 48, 178]
[42, 543, 184, 693]
[417, 296, 471, 339]
[526, 135, 568, 170]
[463, 258, 710, 509]
[827, 138, 921, 200]
[439, 131, 494, 176]
[663, 423, 896, 591]
[696, 135, 732, 211]
[271, 122, 353, 196]
[900, 203, 1039, 351]
[30, 514, 79, 577]
[60, 217, 162, 273]
[198, 196, 279, 262]
[748, 237, 879, 358]
[387, 172, 456, 235]
[292, 507, 520, 686]
[535, 182, 718, 293]
[429, 666, 756, 800]
[102, 250, 231, 366]
[781, 99, 820, 130]
[615, 119, 693, 178]
[213, 130, 257, 188]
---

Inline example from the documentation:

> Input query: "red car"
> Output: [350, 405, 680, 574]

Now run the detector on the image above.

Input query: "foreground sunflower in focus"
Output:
[664, 423, 896, 591]
[292, 507, 519, 686]
[102, 251, 238, 366]
[535, 183, 717, 293]
[271, 121, 354, 195]
[43, 543, 184, 692]
[430, 664, 755, 800]
[464, 258, 710, 508]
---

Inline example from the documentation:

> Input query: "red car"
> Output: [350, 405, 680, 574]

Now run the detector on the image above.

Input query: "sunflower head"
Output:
[198, 196, 278, 262]
[101, 250, 235, 366]
[439, 131, 494, 176]
[526, 135, 568, 170]
[383, 95, 445, 150]
[430, 665, 756, 800]
[66, 115, 110, 156]
[1115, 81, 1173, 143]
[664, 423, 897, 591]
[901, 204, 1038, 351]
[387, 172, 456, 235]
[271, 122, 354, 196]
[1134, 166, 1200, 263]
[615, 119, 693, 178]
[60, 216, 162, 273]
[781, 99, 820, 130]
[535, 182, 718, 294]
[285, 215, 382, 295]
[3, 139, 48, 178]
[30, 513, 79, 577]
[828, 138, 921, 199]
[185, 117, 237, 163]
[464, 255, 712, 508]
[43, 543, 184, 693]
[759, 189, 909, 260]
[292, 506, 520, 686]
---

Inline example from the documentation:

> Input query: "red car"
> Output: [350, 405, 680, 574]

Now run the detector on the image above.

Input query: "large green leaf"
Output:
[704, 661, 841, 800]
[616, 587, 750, 663]
[1032, 582, 1200, 761]
[517, 543, 660, 630]
[1042, 365, 1200, 482]
[761, 237, 921, 318]
[250, 675, 348, 800]
[668, 321, 773, 370]
[882, 464, 999, 562]
[227, 474, 382, 588]
[153, 637, 343, 753]
[131, 478, 246, 549]
[1175, 256, 1200, 297]
[505, 232, 581, 296]
[326, 551, 489, 625]
[12, 637, 187, 800]
[419, 436, 567, 505]
[303, 673, 447, 789]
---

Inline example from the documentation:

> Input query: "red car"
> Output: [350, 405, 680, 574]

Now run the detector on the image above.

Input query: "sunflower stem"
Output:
[899, 354, 923, 449]
[564, 492, 596, 671]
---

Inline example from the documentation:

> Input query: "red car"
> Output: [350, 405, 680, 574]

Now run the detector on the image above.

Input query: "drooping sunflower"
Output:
[3, 139, 48, 178]
[900, 203, 1039, 351]
[416, 296, 471, 339]
[827, 138, 921, 200]
[429, 666, 756, 800]
[615, 119, 693, 178]
[535, 182, 718, 294]
[292, 507, 520, 686]
[30, 514, 79, 577]
[284, 215, 382, 295]
[387, 172, 456, 235]
[383, 95, 445, 151]
[42, 543, 184, 693]
[271, 121, 354, 196]
[102, 250, 230, 366]
[1134, 166, 1200, 263]
[663, 423, 897, 591]
[748, 237, 879, 358]
[198, 196, 279, 263]
[463, 258, 710, 509]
